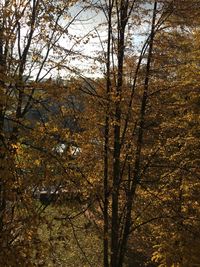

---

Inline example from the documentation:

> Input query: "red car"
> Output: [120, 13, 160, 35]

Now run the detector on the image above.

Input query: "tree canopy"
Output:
[0, 0, 200, 266]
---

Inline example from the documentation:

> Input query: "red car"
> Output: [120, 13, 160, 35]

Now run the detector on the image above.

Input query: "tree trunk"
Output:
[103, 1, 113, 267]
[117, 2, 157, 266]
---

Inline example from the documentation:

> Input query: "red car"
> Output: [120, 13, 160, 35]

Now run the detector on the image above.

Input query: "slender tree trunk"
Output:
[111, 1, 128, 266]
[103, 1, 113, 266]
[117, 2, 157, 266]
[0, 18, 6, 233]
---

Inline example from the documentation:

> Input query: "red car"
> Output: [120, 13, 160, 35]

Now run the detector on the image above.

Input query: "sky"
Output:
[4, 0, 156, 80]
[26, 1, 153, 80]
[65, 1, 151, 78]
[66, 2, 107, 77]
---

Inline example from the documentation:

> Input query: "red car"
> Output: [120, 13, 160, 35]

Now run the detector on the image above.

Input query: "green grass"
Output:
[33, 203, 102, 267]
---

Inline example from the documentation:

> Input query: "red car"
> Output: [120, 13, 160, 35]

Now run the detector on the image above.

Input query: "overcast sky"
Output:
[66, 3, 107, 77]
[53, 1, 152, 79]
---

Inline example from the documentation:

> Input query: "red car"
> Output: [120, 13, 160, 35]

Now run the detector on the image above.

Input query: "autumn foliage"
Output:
[0, 0, 200, 266]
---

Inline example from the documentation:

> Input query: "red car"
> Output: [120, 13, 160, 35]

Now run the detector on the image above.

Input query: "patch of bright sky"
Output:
[50, 1, 155, 79]
[14, 0, 155, 82]
[64, 2, 154, 78]
[64, 2, 107, 77]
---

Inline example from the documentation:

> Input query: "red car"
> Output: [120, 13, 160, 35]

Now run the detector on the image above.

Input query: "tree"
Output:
[0, 0, 200, 266]
[148, 11, 200, 266]
[73, 1, 162, 266]
[72, 1, 200, 266]
[0, 0, 87, 265]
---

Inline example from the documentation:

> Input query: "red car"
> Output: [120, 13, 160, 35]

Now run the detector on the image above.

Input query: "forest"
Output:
[0, 0, 200, 266]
